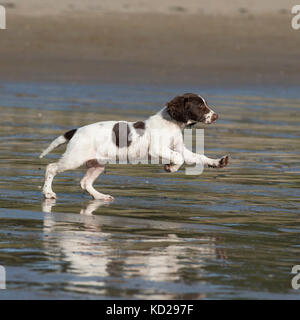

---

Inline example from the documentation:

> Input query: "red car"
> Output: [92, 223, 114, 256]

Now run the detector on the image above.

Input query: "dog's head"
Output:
[166, 93, 218, 125]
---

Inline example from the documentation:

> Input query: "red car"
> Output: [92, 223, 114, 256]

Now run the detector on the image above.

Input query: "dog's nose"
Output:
[211, 113, 218, 122]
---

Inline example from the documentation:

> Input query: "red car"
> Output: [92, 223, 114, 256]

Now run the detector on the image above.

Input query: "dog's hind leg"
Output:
[80, 160, 114, 201]
[42, 162, 60, 199]
[42, 157, 87, 199]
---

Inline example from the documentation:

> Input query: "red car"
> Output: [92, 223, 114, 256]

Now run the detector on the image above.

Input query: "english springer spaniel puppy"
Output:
[40, 93, 229, 201]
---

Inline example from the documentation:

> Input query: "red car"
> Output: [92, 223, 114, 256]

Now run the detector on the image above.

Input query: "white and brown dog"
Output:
[40, 93, 229, 201]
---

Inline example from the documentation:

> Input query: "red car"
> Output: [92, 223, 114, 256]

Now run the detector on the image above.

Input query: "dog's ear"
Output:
[166, 95, 189, 123]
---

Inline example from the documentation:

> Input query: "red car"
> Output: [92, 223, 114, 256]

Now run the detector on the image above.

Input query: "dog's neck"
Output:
[158, 107, 187, 130]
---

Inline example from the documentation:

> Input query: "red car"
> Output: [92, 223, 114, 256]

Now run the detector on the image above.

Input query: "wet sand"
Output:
[1, 9, 299, 85]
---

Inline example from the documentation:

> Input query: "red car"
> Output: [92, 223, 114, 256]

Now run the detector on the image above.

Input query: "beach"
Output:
[1, 0, 299, 85]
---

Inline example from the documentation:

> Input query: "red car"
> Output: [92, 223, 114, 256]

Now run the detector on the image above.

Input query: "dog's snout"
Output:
[211, 113, 218, 122]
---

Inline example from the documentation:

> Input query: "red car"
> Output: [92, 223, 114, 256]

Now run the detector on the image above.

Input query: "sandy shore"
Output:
[0, 1, 299, 85]
[4, 0, 297, 16]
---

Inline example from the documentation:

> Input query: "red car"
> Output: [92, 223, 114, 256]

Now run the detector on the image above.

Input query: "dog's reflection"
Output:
[41, 198, 227, 299]
[42, 198, 56, 213]
[42, 198, 111, 215]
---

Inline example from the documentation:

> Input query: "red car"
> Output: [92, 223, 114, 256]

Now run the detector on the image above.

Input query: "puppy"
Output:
[40, 93, 229, 200]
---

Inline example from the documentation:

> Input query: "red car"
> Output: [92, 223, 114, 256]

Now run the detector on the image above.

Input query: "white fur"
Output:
[40, 135, 67, 158]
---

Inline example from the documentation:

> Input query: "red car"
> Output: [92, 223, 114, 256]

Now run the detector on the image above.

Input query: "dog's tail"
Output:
[39, 129, 77, 158]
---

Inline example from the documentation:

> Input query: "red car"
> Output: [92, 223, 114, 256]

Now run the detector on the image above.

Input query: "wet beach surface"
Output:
[0, 81, 299, 299]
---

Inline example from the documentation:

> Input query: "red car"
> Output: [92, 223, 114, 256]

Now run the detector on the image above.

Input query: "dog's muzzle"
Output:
[204, 112, 218, 124]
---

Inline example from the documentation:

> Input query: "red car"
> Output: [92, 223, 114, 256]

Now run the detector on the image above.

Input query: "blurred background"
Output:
[1, 0, 299, 85]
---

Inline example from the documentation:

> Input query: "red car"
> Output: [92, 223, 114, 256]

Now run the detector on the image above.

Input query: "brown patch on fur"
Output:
[219, 155, 229, 168]
[86, 159, 101, 168]
[112, 122, 132, 148]
[133, 121, 145, 130]
[133, 121, 145, 136]
[64, 128, 77, 140]
[208, 164, 217, 168]
[166, 95, 188, 123]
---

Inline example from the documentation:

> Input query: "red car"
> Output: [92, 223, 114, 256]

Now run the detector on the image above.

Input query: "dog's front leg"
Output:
[183, 147, 229, 168]
[150, 148, 184, 173]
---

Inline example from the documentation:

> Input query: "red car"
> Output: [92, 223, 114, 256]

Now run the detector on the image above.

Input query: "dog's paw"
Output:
[164, 164, 179, 173]
[104, 195, 114, 201]
[43, 191, 57, 199]
[164, 164, 172, 172]
[93, 194, 114, 201]
[208, 155, 229, 169]
[218, 155, 229, 168]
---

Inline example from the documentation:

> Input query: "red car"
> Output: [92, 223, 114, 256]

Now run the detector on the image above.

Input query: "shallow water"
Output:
[0, 81, 299, 299]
